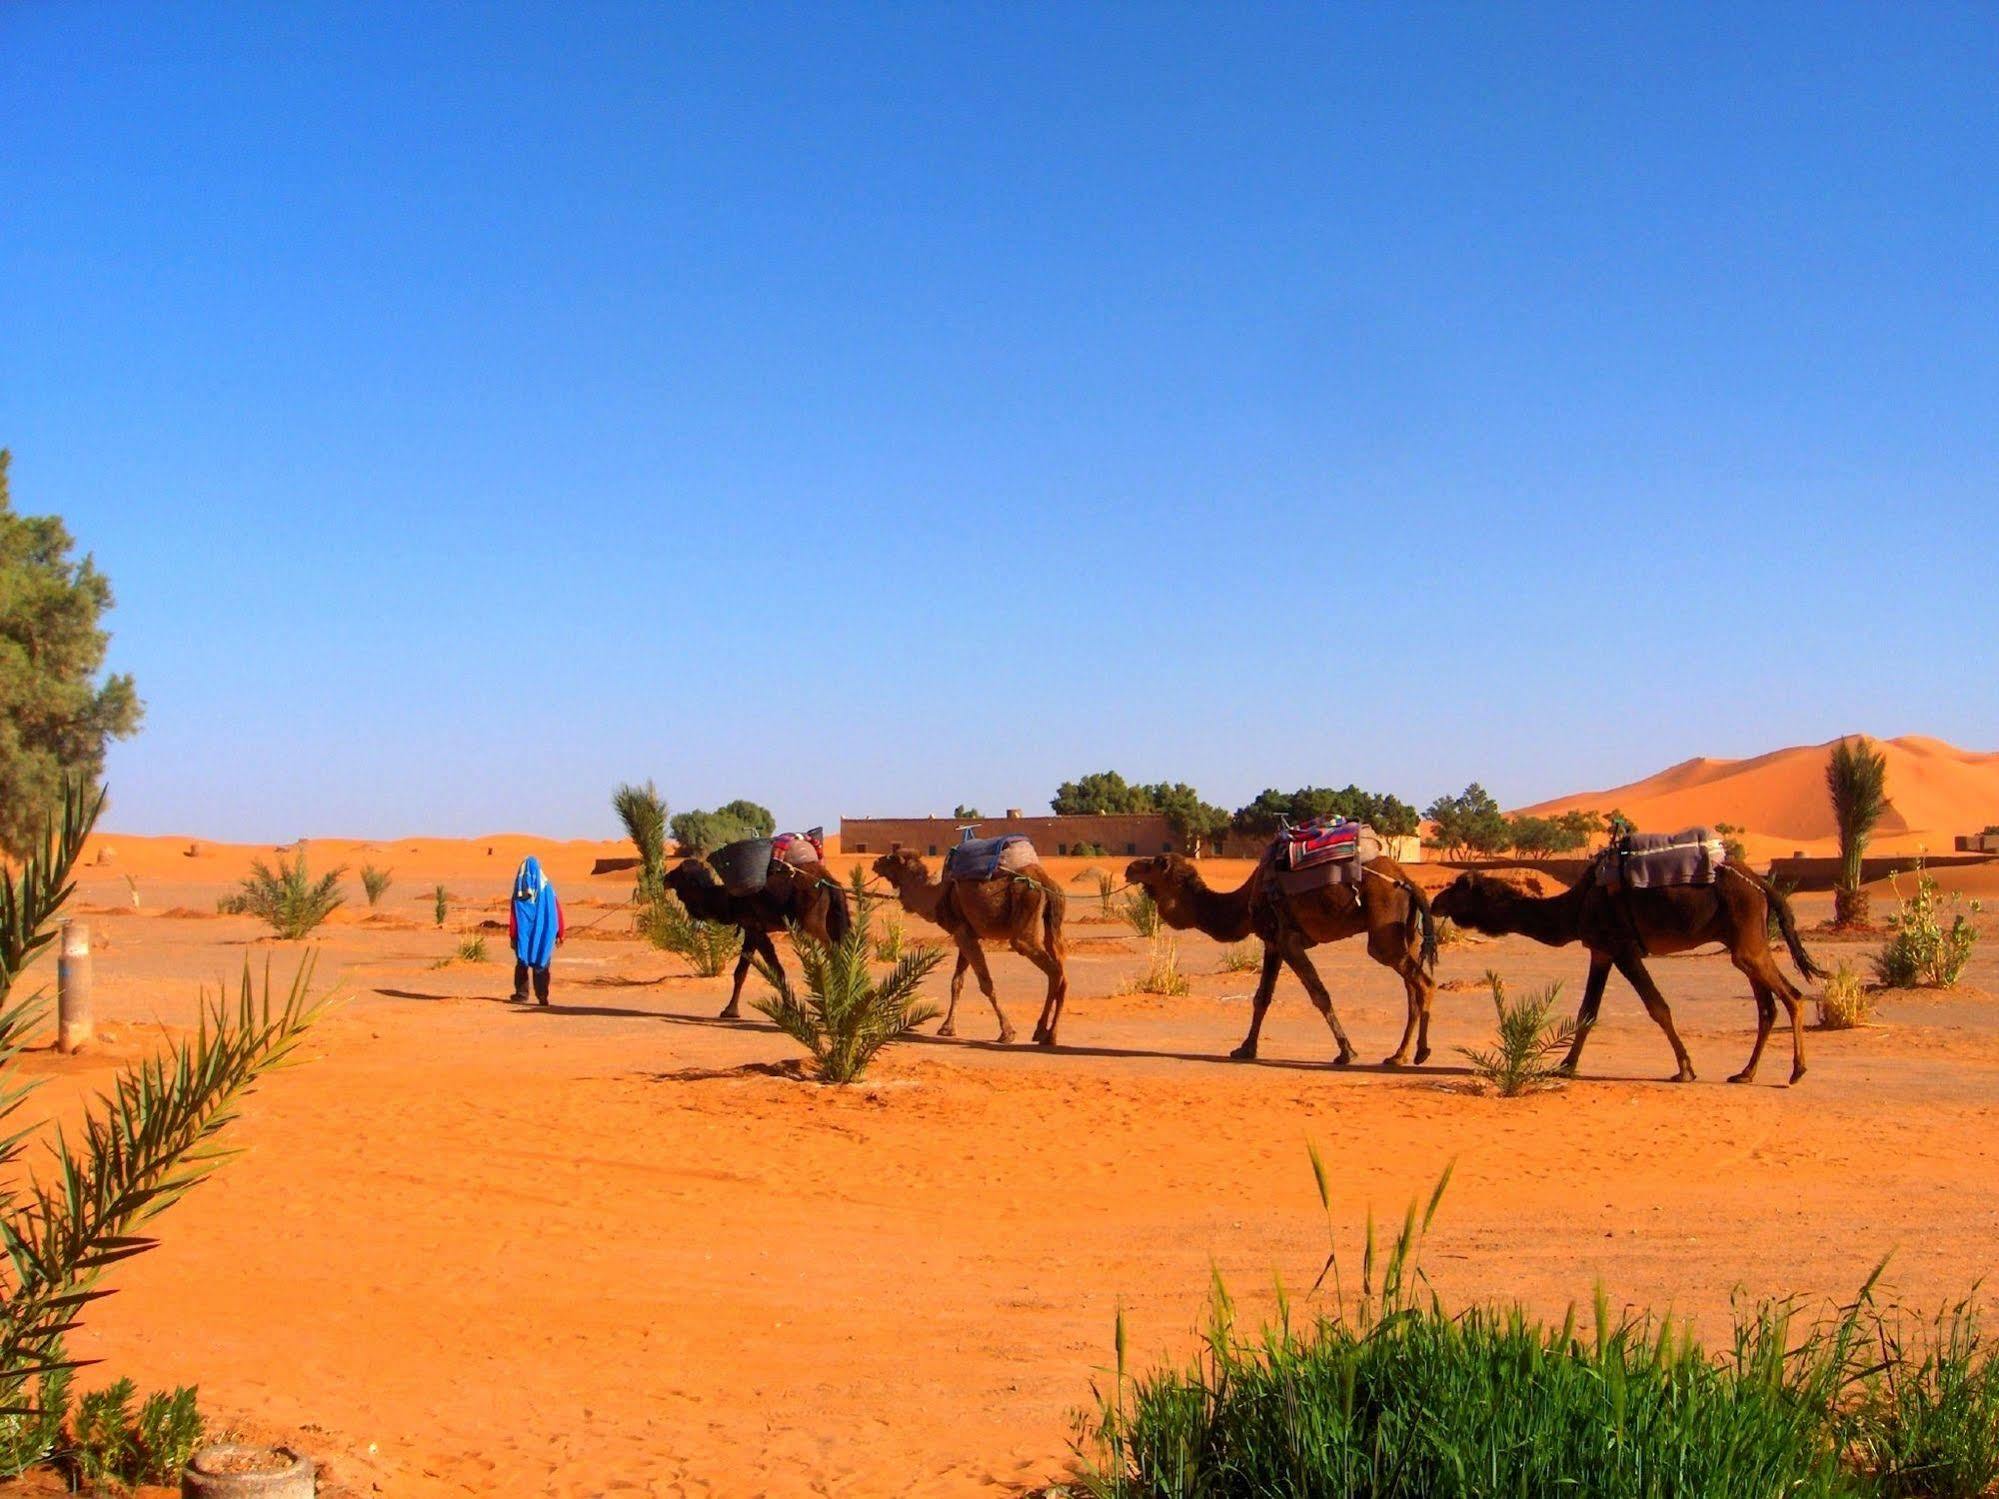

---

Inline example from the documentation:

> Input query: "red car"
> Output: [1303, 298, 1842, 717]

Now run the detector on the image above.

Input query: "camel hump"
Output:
[1600, 828, 1725, 892]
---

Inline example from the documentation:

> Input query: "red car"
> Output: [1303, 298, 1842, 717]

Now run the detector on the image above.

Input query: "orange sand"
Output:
[4, 830, 1996, 1497]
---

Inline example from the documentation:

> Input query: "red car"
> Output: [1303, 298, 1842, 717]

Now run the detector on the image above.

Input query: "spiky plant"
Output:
[1219, 941, 1262, 974]
[612, 780, 669, 904]
[0, 783, 324, 1455]
[1117, 936, 1190, 996]
[1816, 962, 1871, 1030]
[1458, 970, 1576, 1097]
[359, 864, 393, 907]
[234, 853, 345, 940]
[456, 934, 487, 963]
[1119, 887, 1162, 937]
[638, 891, 738, 977]
[432, 883, 448, 928]
[1828, 736, 1891, 928]
[753, 910, 943, 1083]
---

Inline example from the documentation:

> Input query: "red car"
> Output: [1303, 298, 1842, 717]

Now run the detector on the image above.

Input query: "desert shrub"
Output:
[753, 910, 943, 1083]
[456, 934, 487, 963]
[1218, 941, 1261, 974]
[214, 891, 249, 916]
[233, 853, 345, 939]
[0, 782, 323, 1451]
[432, 883, 449, 928]
[1432, 915, 1468, 949]
[1874, 862, 1982, 989]
[1074, 1159, 1871, 1499]
[873, 913, 906, 964]
[638, 892, 738, 977]
[0, 1366, 69, 1477]
[1117, 937, 1190, 997]
[1854, 1296, 1999, 1498]
[60, 1378, 204, 1488]
[1458, 970, 1575, 1096]
[1818, 962, 1872, 1030]
[1119, 888, 1161, 937]
[360, 864, 393, 906]
[670, 800, 774, 856]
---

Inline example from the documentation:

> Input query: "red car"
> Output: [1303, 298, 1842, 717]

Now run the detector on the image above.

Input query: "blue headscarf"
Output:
[511, 856, 560, 967]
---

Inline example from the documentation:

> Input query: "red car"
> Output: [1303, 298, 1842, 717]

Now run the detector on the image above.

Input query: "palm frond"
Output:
[752, 909, 943, 1083]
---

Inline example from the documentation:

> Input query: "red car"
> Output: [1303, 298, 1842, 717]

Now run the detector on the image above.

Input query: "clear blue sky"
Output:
[3, 3, 1993, 841]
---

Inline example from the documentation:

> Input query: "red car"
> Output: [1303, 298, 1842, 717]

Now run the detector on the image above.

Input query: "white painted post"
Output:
[57, 920, 93, 1053]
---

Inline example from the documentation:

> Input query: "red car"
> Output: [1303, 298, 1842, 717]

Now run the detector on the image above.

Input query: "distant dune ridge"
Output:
[1517, 734, 1999, 858]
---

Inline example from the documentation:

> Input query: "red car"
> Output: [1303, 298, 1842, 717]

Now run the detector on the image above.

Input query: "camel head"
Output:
[1431, 872, 1522, 934]
[1124, 854, 1203, 915]
[664, 858, 719, 899]
[871, 850, 931, 889]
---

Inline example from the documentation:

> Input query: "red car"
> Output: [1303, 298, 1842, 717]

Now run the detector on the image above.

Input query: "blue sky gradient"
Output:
[3, 3, 1993, 839]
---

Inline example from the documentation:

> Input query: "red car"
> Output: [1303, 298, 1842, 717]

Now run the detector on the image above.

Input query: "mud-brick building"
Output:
[838, 810, 1176, 859]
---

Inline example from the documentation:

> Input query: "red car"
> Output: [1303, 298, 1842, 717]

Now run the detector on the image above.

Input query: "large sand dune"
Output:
[1517, 734, 1999, 860]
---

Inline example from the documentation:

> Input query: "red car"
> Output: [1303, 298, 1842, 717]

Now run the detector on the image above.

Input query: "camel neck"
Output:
[1501, 881, 1587, 945]
[1178, 868, 1258, 942]
[890, 873, 943, 921]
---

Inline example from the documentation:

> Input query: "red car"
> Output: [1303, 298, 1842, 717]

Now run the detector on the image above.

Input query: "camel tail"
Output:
[1735, 865, 1826, 981]
[825, 880, 853, 946]
[1041, 878, 1066, 955]
[1402, 875, 1438, 971]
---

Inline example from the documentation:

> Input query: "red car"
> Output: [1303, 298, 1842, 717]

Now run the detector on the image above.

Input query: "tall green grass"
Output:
[1070, 1151, 1999, 1498]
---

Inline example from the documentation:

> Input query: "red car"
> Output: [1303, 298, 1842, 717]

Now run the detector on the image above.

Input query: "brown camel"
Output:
[1430, 865, 1826, 1084]
[870, 850, 1069, 1046]
[1123, 854, 1438, 1066]
[663, 858, 852, 1020]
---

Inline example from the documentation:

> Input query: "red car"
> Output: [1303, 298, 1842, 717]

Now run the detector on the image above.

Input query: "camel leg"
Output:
[1611, 952, 1697, 1082]
[1558, 952, 1615, 1075]
[962, 941, 1015, 1044]
[938, 947, 972, 1037]
[1731, 977, 1779, 1085]
[1232, 946, 1283, 1059]
[719, 928, 758, 1019]
[1370, 925, 1431, 1067]
[1017, 936, 1068, 1047]
[1736, 945, 1809, 1085]
[1277, 929, 1355, 1067]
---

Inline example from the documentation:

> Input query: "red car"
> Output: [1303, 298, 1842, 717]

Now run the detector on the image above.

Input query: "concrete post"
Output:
[57, 920, 92, 1054]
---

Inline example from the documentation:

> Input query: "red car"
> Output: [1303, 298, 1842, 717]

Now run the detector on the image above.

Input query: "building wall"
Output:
[839, 812, 1176, 859]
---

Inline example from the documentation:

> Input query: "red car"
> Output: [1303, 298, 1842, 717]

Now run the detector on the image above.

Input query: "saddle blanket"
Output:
[772, 828, 825, 868]
[943, 834, 1038, 882]
[1597, 827, 1726, 891]
[1271, 818, 1382, 879]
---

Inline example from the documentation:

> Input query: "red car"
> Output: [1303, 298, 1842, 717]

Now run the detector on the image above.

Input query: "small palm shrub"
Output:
[1458, 970, 1576, 1096]
[1828, 735, 1891, 927]
[1218, 941, 1261, 974]
[360, 864, 393, 906]
[638, 892, 738, 977]
[1817, 962, 1872, 1030]
[1119, 888, 1162, 936]
[612, 779, 669, 903]
[753, 911, 943, 1083]
[1874, 862, 1982, 989]
[456, 934, 487, 962]
[62, 1379, 204, 1488]
[1118, 937, 1190, 997]
[432, 883, 449, 928]
[235, 853, 345, 939]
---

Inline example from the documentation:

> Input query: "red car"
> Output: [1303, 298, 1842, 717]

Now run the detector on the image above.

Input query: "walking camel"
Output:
[1122, 853, 1438, 1066]
[870, 849, 1070, 1046]
[1430, 864, 1825, 1084]
[663, 858, 852, 1020]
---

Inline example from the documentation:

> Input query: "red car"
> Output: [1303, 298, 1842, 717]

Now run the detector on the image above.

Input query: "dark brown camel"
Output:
[663, 858, 852, 1020]
[1430, 865, 1826, 1084]
[1123, 854, 1438, 1066]
[870, 850, 1069, 1046]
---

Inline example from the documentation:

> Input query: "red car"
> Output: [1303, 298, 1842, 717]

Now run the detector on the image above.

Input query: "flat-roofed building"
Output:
[839, 810, 1176, 859]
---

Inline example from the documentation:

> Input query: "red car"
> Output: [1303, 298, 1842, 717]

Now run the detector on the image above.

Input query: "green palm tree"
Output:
[612, 780, 669, 903]
[1826, 736, 1890, 927]
[753, 911, 943, 1083]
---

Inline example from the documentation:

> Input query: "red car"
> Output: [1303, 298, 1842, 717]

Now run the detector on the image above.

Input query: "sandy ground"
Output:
[5, 838, 1998, 1496]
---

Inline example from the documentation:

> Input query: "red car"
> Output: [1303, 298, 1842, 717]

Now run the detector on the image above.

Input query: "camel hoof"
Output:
[1728, 1071, 1754, 1085]
[1036, 1033, 1057, 1049]
[997, 1030, 1017, 1045]
[1229, 1044, 1257, 1061]
[936, 1023, 956, 1038]
[1332, 1050, 1354, 1067]
[1671, 1069, 1697, 1083]
[717, 1005, 741, 1020]
[1380, 1055, 1406, 1069]
[1555, 1060, 1580, 1077]
[1789, 1066, 1807, 1085]
[1413, 1046, 1432, 1066]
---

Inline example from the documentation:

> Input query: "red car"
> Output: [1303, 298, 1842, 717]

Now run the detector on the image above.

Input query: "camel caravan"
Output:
[675, 812, 1825, 1086]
